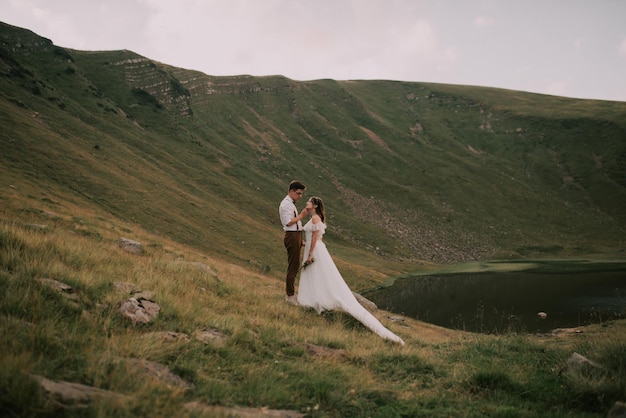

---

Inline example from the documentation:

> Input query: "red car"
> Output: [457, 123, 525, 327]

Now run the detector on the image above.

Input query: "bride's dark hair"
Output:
[310, 196, 326, 223]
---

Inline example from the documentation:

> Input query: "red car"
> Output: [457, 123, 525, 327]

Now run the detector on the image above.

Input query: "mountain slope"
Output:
[1, 21, 625, 279]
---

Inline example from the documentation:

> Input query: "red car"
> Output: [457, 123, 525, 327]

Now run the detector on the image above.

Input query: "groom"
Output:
[279, 180, 307, 305]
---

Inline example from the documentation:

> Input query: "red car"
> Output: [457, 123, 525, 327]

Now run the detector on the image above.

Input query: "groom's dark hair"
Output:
[289, 180, 306, 191]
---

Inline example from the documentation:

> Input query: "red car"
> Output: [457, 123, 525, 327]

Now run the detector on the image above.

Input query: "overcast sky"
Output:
[2, 0, 626, 102]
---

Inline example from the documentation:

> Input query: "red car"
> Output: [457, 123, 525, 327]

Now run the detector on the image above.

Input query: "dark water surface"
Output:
[365, 266, 626, 334]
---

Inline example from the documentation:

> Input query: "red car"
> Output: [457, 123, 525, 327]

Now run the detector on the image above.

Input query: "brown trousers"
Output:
[283, 231, 302, 296]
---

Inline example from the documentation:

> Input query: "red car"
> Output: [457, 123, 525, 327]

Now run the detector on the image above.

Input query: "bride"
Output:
[297, 196, 405, 345]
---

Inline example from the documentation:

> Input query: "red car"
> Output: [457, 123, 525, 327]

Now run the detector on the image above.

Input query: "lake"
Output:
[364, 263, 626, 334]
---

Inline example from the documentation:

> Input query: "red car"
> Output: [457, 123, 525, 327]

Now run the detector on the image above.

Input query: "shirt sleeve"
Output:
[279, 199, 295, 228]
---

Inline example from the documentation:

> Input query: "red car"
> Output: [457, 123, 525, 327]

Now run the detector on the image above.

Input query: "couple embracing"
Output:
[279, 180, 405, 345]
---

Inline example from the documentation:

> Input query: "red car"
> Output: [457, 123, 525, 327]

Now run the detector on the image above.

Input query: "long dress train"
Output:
[297, 220, 405, 345]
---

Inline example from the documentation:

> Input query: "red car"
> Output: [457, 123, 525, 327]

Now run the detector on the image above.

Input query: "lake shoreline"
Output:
[364, 258, 626, 334]
[374, 258, 626, 289]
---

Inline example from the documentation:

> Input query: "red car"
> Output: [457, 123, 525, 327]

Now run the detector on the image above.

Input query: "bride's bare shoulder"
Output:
[312, 214, 322, 223]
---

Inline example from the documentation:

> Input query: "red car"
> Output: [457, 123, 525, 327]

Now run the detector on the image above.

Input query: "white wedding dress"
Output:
[297, 220, 405, 345]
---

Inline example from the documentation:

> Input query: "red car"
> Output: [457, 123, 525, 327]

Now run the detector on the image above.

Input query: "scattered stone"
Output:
[560, 352, 605, 378]
[35, 278, 79, 301]
[143, 331, 190, 342]
[608, 401, 626, 418]
[387, 315, 406, 325]
[117, 358, 192, 390]
[36, 278, 73, 293]
[174, 260, 221, 282]
[115, 282, 161, 324]
[25, 223, 48, 231]
[131, 290, 155, 300]
[119, 297, 160, 324]
[353, 292, 377, 313]
[185, 401, 305, 417]
[551, 327, 583, 335]
[118, 237, 143, 255]
[537, 311, 547, 319]
[188, 261, 219, 278]
[113, 281, 137, 294]
[32, 375, 131, 408]
[194, 328, 228, 347]
[139, 299, 160, 316]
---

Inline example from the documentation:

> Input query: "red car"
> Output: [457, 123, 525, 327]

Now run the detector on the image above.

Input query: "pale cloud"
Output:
[474, 16, 495, 27]
[5, 0, 81, 47]
[619, 39, 626, 58]
[136, 0, 458, 81]
[6, 0, 50, 27]
[1, 0, 625, 101]
[3, 0, 155, 51]
[543, 79, 572, 97]
[574, 39, 583, 51]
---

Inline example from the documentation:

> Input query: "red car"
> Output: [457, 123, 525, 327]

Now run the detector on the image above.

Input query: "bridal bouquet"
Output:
[301, 258, 315, 270]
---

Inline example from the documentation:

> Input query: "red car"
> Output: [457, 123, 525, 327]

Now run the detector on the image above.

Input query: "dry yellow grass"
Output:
[2, 193, 625, 417]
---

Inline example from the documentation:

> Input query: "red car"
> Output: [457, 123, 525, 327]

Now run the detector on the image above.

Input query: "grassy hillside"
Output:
[2, 21, 625, 282]
[1, 21, 626, 417]
[2, 202, 625, 417]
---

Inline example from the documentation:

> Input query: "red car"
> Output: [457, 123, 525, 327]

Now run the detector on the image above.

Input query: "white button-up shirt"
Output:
[279, 195, 302, 231]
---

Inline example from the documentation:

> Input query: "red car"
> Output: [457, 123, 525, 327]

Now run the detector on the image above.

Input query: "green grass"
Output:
[2, 19, 626, 276]
[1, 20, 626, 416]
[1, 216, 625, 417]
